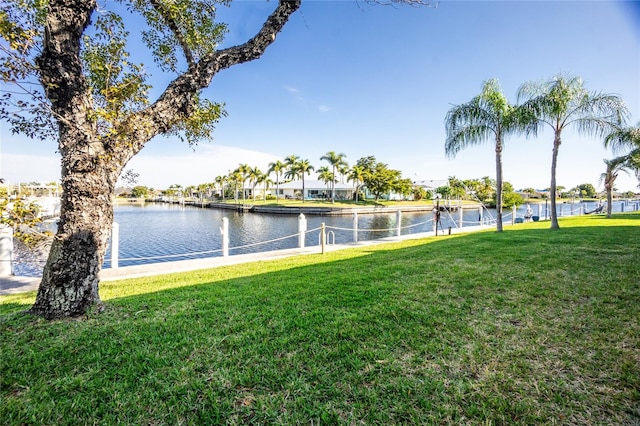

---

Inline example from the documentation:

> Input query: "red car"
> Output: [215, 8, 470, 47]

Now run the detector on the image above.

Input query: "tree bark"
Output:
[494, 134, 503, 232]
[549, 131, 561, 230]
[605, 182, 614, 218]
[31, 0, 301, 319]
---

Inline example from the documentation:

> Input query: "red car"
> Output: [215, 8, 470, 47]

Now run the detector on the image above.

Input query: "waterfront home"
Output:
[276, 180, 355, 200]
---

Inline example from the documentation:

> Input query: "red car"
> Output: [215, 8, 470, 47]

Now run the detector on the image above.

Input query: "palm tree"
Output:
[445, 79, 534, 232]
[196, 183, 209, 203]
[600, 156, 629, 218]
[338, 163, 350, 184]
[267, 160, 286, 203]
[320, 151, 347, 203]
[228, 169, 243, 204]
[347, 164, 366, 203]
[629, 150, 640, 187]
[604, 122, 640, 154]
[605, 122, 640, 187]
[448, 176, 467, 200]
[317, 166, 334, 197]
[284, 154, 300, 181]
[518, 74, 628, 229]
[259, 174, 273, 202]
[247, 166, 263, 202]
[295, 159, 314, 202]
[235, 163, 250, 203]
[214, 175, 227, 201]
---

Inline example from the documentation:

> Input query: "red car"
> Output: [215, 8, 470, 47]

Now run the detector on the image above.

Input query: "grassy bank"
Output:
[1, 214, 639, 425]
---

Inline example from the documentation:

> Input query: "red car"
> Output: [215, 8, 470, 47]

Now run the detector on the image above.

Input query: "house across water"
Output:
[276, 180, 355, 200]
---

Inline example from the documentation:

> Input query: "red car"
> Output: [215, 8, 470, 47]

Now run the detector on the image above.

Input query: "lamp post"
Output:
[434, 193, 442, 236]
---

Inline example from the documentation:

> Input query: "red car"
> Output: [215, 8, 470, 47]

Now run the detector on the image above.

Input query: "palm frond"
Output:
[604, 122, 640, 154]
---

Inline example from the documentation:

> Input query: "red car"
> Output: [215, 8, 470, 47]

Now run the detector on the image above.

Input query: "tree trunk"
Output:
[494, 136, 504, 232]
[31, 164, 118, 319]
[606, 187, 613, 218]
[549, 131, 561, 230]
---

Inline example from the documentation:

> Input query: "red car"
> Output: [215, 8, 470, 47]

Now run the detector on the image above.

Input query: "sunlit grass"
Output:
[1, 213, 639, 424]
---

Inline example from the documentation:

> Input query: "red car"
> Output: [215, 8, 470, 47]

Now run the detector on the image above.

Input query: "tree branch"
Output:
[200, 0, 302, 78]
[149, 0, 196, 68]
[113, 0, 301, 160]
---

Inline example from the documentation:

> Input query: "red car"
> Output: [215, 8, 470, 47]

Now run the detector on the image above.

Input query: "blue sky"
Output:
[2, 0, 639, 191]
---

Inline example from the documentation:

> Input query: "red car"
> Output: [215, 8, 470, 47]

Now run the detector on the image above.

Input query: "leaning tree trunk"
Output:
[549, 132, 562, 230]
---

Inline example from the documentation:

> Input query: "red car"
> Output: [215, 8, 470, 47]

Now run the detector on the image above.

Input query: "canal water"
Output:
[12, 199, 637, 276]
[97, 200, 636, 267]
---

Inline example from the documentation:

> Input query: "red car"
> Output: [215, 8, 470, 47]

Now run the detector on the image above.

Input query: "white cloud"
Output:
[318, 105, 331, 112]
[284, 85, 305, 102]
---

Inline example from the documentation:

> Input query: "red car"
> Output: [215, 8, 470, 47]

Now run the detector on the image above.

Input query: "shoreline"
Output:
[146, 199, 485, 216]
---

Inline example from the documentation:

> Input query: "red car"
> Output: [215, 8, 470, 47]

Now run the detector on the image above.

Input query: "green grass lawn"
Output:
[2, 214, 639, 425]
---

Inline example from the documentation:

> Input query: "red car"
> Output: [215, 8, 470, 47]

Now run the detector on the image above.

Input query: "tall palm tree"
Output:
[600, 156, 630, 218]
[295, 159, 314, 202]
[445, 79, 534, 232]
[267, 160, 286, 203]
[320, 151, 347, 203]
[347, 164, 366, 203]
[338, 163, 350, 184]
[259, 174, 273, 202]
[518, 74, 628, 229]
[247, 166, 263, 202]
[235, 163, 250, 203]
[214, 175, 227, 201]
[284, 154, 300, 181]
[317, 165, 334, 196]
[228, 169, 243, 204]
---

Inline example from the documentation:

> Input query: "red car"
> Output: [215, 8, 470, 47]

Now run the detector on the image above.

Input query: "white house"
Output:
[276, 180, 355, 200]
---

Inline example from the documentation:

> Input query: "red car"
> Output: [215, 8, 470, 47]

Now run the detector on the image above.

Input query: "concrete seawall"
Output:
[173, 200, 482, 216]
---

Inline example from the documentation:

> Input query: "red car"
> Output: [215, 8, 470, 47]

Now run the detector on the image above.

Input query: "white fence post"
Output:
[298, 213, 307, 248]
[221, 217, 229, 257]
[396, 210, 402, 237]
[111, 222, 119, 269]
[0, 225, 13, 277]
[512, 205, 517, 225]
[478, 206, 483, 225]
[458, 201, 463, 228]
[352, 212, 358, 243]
